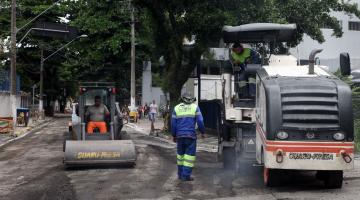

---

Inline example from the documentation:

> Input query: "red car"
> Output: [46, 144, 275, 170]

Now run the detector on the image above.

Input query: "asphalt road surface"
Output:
[0, 116, 359, 200]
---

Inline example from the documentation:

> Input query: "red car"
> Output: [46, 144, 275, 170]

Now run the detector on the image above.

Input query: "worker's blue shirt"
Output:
[171, 103, 205, 139]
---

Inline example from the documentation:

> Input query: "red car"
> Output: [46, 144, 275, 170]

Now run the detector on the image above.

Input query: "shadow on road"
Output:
[64, 164, 136, 171]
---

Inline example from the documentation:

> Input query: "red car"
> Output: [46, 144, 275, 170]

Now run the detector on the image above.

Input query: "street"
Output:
[0, 116, 359, 200]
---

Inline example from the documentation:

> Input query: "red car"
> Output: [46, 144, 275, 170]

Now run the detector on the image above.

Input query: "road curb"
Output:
[0, 119, 53, 148]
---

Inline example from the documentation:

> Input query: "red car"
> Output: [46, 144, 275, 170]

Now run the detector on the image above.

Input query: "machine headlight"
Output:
[333, 132, 345, 141]
[277, 131, 288, 140]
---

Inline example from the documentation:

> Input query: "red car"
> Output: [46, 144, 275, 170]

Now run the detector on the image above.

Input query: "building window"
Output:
[320, 20, 343, 29]
[349, 21, 360, 31]
[321, 23, 333, 29]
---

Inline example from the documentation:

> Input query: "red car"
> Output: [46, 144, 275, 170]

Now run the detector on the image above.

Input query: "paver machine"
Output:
[63, 82, 136, 167]
[219, 23, 354, 188]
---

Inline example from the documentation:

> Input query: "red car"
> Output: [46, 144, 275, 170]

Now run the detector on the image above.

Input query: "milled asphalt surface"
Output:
[0, 116, 359, 200]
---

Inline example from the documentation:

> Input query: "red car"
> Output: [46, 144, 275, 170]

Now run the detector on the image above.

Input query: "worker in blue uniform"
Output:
[171, 93, 205, 181]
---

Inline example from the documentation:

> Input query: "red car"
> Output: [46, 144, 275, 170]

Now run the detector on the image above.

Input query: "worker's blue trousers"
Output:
[177, 137, 196, 179]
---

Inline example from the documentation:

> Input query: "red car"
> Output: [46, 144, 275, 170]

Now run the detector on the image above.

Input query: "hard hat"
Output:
[181, 92, 195, 104]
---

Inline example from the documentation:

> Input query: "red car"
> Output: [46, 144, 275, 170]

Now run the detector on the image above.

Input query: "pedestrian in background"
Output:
[122, 104, 129, 123]
[149, 100, 158, 133]
[144, 103, 149, 118]
[141, 105, 145, 119]
[171, 93, 205, 181]
[137, 105, 143, 120]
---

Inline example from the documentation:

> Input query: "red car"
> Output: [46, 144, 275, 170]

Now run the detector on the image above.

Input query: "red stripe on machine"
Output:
[265, 146, 354, 154]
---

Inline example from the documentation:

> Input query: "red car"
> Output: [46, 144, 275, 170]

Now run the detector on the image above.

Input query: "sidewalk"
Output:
[126, 117, 165, 135]
[0, 117, 52, 147]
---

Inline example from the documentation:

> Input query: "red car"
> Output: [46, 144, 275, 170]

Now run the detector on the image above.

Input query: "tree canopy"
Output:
[1, 0, 360, 105]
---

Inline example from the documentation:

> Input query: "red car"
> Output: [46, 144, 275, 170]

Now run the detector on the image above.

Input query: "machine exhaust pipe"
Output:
[308, 49, 323, 74]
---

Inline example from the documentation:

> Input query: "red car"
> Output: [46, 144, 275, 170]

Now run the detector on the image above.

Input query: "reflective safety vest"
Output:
[231, 48, 251, 64]
[171, 103, 205, 138]
[175, 103, 197, 118]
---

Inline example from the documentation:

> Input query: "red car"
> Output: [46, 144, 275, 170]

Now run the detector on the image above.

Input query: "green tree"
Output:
[135, 0, 227, 104]
[0, 0, 72, 105]
[60, 0, 155, 101]
[0, 0, 154, 105]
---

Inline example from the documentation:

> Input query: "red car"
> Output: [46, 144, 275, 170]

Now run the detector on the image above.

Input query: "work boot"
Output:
[181, 177, 194, 181]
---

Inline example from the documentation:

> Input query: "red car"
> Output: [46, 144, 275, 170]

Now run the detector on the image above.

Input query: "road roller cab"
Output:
[63, 82, 136, 167]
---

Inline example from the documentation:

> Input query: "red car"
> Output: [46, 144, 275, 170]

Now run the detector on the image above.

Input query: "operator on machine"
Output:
[171, 93, 205, 181]
[85, 96, 110, 134]
[230, 42, 260, 98]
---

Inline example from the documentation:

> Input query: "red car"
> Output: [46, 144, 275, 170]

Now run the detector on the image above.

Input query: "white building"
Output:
[290, 1, 360, 71]
[141, 61, 167, 107]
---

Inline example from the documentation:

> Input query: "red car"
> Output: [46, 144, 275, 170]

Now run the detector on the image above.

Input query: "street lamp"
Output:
[38, 34, 88, 116]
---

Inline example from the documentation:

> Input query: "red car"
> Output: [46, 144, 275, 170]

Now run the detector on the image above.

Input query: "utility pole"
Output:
[10, 0, 17, 126]
[39, 48, 44, 117]
[130, 4, 136, 110]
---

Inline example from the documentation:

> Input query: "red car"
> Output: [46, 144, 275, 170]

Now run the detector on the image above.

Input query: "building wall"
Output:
[141, 61, 152, 106]
[290, 3, 360, 71]
[141, 61, 166, 107]
[0, 92, 21, 118]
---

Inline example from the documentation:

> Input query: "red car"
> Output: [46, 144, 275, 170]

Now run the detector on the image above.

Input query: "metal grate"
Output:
[278, 79, 340, 131]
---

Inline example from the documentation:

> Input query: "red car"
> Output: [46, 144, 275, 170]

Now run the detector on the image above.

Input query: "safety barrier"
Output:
[0, 118, 13, 133]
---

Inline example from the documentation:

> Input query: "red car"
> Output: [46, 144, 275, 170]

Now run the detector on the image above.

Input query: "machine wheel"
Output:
[115, 130, 122, 140]
[68, 125, 72, 132]
[262, 151, 280, 187]
[263, 167, 280, 187]
[223, 146, 236, 169]
[324, 170, 343, 189]
[63, 132, 71, 152]
[118, 132, 122, 140]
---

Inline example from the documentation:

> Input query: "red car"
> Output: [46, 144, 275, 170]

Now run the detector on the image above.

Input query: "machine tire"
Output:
[68, 125, 72, 133]
[63, 140, 65, 152]
[115, 130, 122, 140]
[324, 170, 343, 189]
[263, 167, 280, 187]
[63, 132, 71, 152]
[223, 146, 236, 169]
